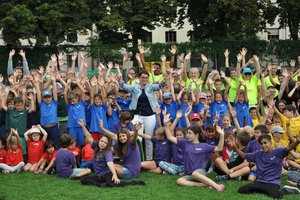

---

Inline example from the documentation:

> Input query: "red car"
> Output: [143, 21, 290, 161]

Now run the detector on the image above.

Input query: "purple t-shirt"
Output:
[247, 139, 261, 153]
[92, 141, 113, 177]
[151, 136, 171, 164]
[204, 136, 218, 146]
[56, 148, 76, 178]
[177, 139, 216, 175]
[245, 147, 289, 185]
[122, 141, 141, 178]
[112, 121, 134, 133]
[171, 143, 184, 166]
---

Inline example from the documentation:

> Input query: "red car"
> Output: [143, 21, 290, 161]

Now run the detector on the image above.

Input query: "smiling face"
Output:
[118, 132, 128, 144]
[46, 146, 55, 154]
[175, 131, 185, 139]
[259, 138, 272, 153]
[186, 129, 197, 142]
[222, 115, 231, 128]
[31, 133, 41, 142]
[189, 68, 199, 80]
[98, 136, 109, 149]
[139, 73, 149, 86]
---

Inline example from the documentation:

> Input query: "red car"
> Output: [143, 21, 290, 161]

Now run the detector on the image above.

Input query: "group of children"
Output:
[0, 46, 300, 198]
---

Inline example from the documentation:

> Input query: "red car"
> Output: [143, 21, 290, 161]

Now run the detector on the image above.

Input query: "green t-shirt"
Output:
[8, 108, 28, 137]
[185, 78, 204, 91]
[239, 75, 261, 105]
[149, 73, 163, 83]
[228, 77, 240, 103]
[57, 95, 68, 118]
[264, 76, 279, 97]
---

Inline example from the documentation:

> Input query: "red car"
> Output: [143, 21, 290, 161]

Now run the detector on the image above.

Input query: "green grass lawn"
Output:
[0, 172, 297, 200]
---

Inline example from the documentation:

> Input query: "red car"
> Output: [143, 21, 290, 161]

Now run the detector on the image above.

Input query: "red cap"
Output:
[190, 113, 200, 121]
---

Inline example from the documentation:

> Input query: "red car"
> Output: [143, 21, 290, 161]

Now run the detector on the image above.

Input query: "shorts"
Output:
[249, 171, 257, 177]
[121, 167, 135, 179]
[183, 169, 206, 181]
[70, 168, 86, 178]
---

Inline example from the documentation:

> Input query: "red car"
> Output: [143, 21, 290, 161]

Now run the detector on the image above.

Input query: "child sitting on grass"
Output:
[164, 115, 225, 192]
[0, 129, 24, 173]
[230, 134, 300, 199]
[56, 134, 91, 179]
[215, 131, 250, 181]
[23, 125, 48, 172]
[79, 138, 95, 168]
[34, 140, 57, 174]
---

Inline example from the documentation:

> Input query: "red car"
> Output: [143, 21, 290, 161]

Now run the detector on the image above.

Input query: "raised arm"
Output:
[253, 55, 261, 79]
[164, 115, 177, 144]
[7, 50, 15, 76]
[236, 53, 242, 77]
[27, 93, 36, 113]
[99, 120, 117, 141]
[214, 125, 225, 152]
[132, 122, 142, 144]
[19, 50, 29, 75]
[241, 48, 247, 69]
[171, 110, 182, 131]
[138, 45, 147, 71]
[36, 124, 48, 141]
[169, 45, 176, 69]
[200, 54, 208, 81]
[79, 119, 93, 145]
[137, 132, 151, 140]
[50, 71, 58, 101]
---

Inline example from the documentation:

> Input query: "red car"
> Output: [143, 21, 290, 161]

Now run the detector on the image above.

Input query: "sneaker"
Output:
[216, 175, 228, 182]
[2, 170, 10, 174]
[207, 167, 214, 174]
[235, 176, 242, 181]
[162, 171, 169, 175]
[216, 184, 225, 192]
[281, 185, 300, 195]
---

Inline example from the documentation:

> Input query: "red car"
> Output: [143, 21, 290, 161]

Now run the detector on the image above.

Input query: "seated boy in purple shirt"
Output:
[56, 134, 91, 179]
[164, 116, 226, 192]
[230, 134, 300, 199]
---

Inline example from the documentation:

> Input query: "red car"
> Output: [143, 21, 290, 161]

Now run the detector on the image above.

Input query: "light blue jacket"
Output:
[7, 58, 29, 76]
[120, 81, 163, 113]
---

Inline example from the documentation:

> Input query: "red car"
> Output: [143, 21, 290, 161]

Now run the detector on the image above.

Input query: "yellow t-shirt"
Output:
[288, 144, 300, 164]
[252, 116, 263, 128]
[228, 77, 240, 103]
[185, 78, 204, 91]
[270, 133, 289, 148]
[148, 73, 163, 83]
[279, 115, 300, 139]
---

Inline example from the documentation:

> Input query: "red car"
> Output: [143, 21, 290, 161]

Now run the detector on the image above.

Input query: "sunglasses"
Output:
[244, 73, 251, 76]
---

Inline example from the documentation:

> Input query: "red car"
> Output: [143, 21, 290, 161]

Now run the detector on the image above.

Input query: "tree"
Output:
[277, 0, 300, 40]
[178, 0, 277, 41]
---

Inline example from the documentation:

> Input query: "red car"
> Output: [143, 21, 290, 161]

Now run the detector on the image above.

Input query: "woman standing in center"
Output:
[120, 70, 165, 160]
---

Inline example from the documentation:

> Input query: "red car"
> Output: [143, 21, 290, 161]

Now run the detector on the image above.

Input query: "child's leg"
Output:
[159, 161, 184, 175]
[74, 168, 91, 178]
[81, 175, 104, 187]
[29, 163, 38, 172]
[239, 181, 281, 199]
[11, 162, 25, 172]
[191, 169, 224, 191]
[0, 163, 14, 172]
[114, 164, 123, 177]
[176, 176, 206, 187]
[24, 163, 32, 171]
[141, 160, 157, 170]
[228, 166, 250, 179]
[248, 171, 257, 182]
[215, 157, 230, 174]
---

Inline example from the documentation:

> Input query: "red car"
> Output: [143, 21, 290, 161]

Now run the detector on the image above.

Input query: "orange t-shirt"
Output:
[42, 150, 57, 163]
[81, 144, 94, 162]
[6, 146, 23, 166]
[27, 140, 45, 163]
[0, 149, 7, 163]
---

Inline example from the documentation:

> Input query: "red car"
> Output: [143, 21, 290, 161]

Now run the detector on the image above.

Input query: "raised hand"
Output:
[163, 114, 171, 124]
[160, 54, 166, 62]
[51, 54, 57, 62]
[135, 53, 141, 62]
[185, 51, 191, 60]
[107, 62, 113, 69]
[71, 52, 77, 61]
[123, 52, 129, 62]
[9, 49, 15, 58]
[78, 119, 85, 127]
[176, 110, 183, 119]
[0, 74, 3, 83]
[282, 68, 289, 78]
[253, 55, 259, 63]
[224, 49, 230, 58]
[241, 47, 247, 57]
[178, 53, 184, 62]
[90, 76, 97, 87]
[99, 120, 104, 129]
[134, 121, 143, 131]
[200, 54, 208, 63]
[185, 104, 192, 117]
[138, 45, 145, 54]
[289, 59, 296, 67]
[19, 50, 26, 58]
[236, 53, 242, 62]
[169, 45, 177, 55]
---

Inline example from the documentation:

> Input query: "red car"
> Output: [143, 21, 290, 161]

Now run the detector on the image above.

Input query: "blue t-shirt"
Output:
[211, 100, 229, 126]
[245, 148, 289, 185]
[84, 101, 91, 128]
[178, 103, 189, 128]
[234, 101, 253, 127]
[89, 104, 108, 134]
[68, 100, 86, 128]
[40, 100, 58, 125]
[107, 108, 120, 131]
[160, 101, 178, 124]
[116, 97, 131, 111]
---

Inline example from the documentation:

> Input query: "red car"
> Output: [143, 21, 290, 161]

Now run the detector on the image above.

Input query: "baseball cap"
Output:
[190, 113, 200, 121]
[270, 125, 285, 134]
[30, 127, 41, 134]
[163, 93, 172, 99]
[199, 92, 207, 99]
[42, 89, 52, 97]
[242, 68, 252, 74]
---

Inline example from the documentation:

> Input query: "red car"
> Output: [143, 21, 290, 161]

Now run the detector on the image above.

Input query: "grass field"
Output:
[0, 172, 297, 200]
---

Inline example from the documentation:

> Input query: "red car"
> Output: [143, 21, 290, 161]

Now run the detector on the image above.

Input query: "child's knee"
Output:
[176, 178, 185, 186]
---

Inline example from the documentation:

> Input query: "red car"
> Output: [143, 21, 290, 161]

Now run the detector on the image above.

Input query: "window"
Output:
[67, 32, 78, 43]
[165, 31, 176, 43]
[267, 28, 279, 40]
[141, 31, 152, 43]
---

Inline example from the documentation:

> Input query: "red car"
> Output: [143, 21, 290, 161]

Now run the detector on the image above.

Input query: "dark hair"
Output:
[224, 130, 235, 139]
[188, 125, 202, 135]
[258, 134, 272, 144]
[94, 93, 102, 99]
[107, 90, 116, 97]
[138, 70, 149, 77]
[153, 63, 161, 68]
[120, 111, 132, 123]
[283, 105, 296, 113]
[95, 135, 112, 161]
[249, 107, 257, 112]
[116, 128, 130, 158]
[14, 97, 23, 104]
[205, 124, 215, 132]
[254, 124, 267, 134]
[215, 79, 222, 83]
[175, 127, 186, 136]
[60, 134, 72, 148]
[236, 131, 251, 147]
[267, 86, 275, 90]
[44, 140, 55, 151]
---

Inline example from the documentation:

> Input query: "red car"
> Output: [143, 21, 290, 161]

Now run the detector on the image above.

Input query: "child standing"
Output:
[23, 125, 48, 172]
[0, 129, 25, 173]
[56, 134, 91, 179]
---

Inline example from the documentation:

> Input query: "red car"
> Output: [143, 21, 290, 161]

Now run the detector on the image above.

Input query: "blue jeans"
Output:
[159, 161, 184, 175]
